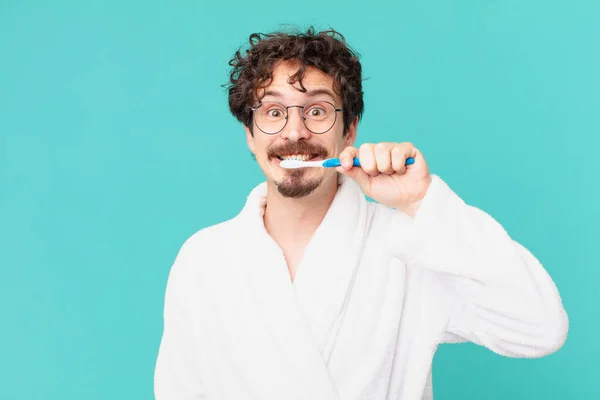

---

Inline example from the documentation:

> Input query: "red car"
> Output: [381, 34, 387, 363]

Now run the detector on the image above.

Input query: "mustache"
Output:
[267, 141, 329, 158]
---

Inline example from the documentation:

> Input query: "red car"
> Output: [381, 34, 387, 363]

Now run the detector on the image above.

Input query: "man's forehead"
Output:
[258, 64, 339, 102]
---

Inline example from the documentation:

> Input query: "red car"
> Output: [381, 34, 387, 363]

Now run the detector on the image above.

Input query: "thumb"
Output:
[335, 165, 371, 190]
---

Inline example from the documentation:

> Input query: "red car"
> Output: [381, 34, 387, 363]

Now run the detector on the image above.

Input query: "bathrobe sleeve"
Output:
[386, 174, 569, 358]
[154, 243, 205, 399]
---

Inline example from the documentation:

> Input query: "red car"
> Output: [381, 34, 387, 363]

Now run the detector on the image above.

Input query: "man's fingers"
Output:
[391, 146, 408, 174]
[358, 144, 379, 176]
[335, 146, 371, 189]
[337, 142, 418, 183]
[338, 146, 358, 169]
[374, 143, 394, 174]
[391, 143, 418, 174]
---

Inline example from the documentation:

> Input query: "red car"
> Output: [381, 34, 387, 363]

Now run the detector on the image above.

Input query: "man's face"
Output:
[245, 61, 357, 198]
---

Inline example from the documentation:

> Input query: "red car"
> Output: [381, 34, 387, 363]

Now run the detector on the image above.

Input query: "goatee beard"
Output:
[275, 170, 322, 198]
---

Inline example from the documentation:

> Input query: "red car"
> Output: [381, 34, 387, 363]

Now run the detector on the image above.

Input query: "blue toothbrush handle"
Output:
[323, 157, 415, 168]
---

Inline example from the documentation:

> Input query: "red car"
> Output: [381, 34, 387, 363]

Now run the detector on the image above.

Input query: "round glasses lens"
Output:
[303, 101, 337, 134]
[254, 102, 287, 134]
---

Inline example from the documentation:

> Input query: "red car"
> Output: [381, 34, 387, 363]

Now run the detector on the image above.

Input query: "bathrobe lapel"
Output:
[234, 176, 370, 399]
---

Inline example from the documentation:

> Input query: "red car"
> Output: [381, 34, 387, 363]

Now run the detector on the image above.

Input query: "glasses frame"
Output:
[250, 100, 344, 135]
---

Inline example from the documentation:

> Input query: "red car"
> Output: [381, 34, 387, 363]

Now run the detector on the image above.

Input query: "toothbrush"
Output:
[280, 157, 415, 169]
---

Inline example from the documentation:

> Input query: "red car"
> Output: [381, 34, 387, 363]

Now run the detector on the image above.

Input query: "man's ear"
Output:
[344, 116, 358, 147]
[244, 125, 256, 155]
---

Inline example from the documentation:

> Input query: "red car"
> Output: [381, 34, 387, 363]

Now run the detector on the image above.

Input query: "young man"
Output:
[154, 28, 568, 400]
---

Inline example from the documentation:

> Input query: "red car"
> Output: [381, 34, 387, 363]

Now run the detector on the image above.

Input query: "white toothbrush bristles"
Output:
[279, 159, 323, 169]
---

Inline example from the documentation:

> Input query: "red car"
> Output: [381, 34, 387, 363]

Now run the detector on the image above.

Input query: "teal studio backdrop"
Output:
[0, 0, 598, 399]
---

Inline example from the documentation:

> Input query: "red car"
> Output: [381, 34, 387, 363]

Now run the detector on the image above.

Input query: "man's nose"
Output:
[280, 106, 311, 141]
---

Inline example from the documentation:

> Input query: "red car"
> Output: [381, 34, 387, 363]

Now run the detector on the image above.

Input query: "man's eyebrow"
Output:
[262, 90, 283, 98]
[261, 89, 337, 100]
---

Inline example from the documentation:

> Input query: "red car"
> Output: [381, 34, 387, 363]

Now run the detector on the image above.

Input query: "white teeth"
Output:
[281, 154, 311, 161]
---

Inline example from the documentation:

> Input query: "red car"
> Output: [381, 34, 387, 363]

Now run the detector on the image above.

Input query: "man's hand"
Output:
[335, 142, 431, 217]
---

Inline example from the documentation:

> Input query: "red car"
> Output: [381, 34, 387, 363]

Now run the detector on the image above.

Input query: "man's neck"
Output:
[263, 175, 339, 247]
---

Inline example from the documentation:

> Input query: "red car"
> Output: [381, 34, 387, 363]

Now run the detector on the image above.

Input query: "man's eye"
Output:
[307, 107, 325, 117]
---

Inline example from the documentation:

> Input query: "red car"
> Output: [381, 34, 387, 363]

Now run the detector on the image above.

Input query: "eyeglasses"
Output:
[250, 101, 343, 135]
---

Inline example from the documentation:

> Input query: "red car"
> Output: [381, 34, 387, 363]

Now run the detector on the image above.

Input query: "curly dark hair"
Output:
[225, 26, 364, 136]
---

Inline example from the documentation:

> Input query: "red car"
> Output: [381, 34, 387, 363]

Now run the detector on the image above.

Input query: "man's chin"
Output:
[275, 176, 322, 198]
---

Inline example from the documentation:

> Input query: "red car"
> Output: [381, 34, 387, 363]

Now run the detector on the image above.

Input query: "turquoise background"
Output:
[1, 0, 598, 398]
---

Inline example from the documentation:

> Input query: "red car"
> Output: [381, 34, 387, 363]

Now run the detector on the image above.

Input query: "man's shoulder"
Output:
[165, 215, 246, 283]
[178, 215, 243, 256]
[365, 198, 396, 220]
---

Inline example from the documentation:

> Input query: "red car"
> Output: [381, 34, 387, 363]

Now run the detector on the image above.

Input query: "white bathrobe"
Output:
[154, 174, 568, 400]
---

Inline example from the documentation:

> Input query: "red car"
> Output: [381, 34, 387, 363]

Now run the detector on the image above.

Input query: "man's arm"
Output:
[387, 175, 569, 357]
[154, 245, 205, 399]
